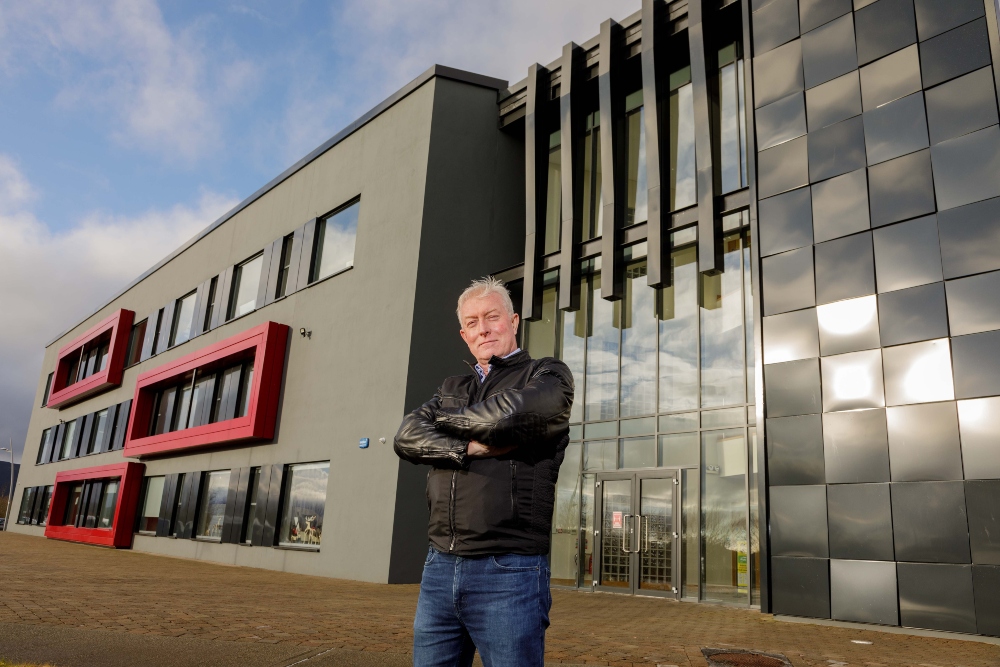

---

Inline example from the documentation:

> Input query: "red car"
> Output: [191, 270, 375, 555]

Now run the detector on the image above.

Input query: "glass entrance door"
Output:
[594, 471, 679, 597]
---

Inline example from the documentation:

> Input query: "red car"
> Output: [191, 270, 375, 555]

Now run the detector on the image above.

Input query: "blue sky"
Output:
[0, 0, 639, 463]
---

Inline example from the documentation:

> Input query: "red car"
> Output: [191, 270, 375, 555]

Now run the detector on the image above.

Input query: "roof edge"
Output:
[47, 64, 508, 348]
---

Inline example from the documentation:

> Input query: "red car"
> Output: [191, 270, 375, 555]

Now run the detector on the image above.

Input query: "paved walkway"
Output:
[1, 533, 999, 666]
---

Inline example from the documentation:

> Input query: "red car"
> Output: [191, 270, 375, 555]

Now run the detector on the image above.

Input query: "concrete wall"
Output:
[11, 73, 516, 584]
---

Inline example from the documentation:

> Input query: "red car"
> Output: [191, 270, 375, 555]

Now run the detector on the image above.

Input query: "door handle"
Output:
[634, 514, 642, 554]
[644, 515, 650, 553]
[621, 514, 633, 553]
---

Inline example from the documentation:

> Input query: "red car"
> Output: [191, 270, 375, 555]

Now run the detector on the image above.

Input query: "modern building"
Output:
[11, 0, 1000, 639]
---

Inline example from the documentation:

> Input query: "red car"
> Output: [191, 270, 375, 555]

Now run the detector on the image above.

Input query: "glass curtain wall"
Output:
[669, 67, 697, 210]
[579, 112, 603, 241]
[544, 131, 562, 254]
[524, 219, 757, 605]
[718, 42, 748, 193]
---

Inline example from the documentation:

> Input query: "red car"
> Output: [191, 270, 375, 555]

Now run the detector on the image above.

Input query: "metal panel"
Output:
[830, 559, 898, 625]
[295, 218, 318, 292]
[973, 565, 1000, 636]
[180, 472, 202, 540]
[771, 557, 830, 618]
[966, 480, 1000, 565]
[262, 463, 285, 547]
[69, 416, 86, 459]
[138, 310, 160, 362]
[220, 466, 244, 544]
[255, 239, 278, 310]
[558, 43, 585, 311]
[770, 485, 829, 557]
[214, 266, 234, 327]
[264, 238, 284, 306]
[283, 225, 306, 298]
[897, 562, 976, 633]
[598, 19, 625, 300]
[157, 300, 176, 352]
[642, 0, 668, 288]
[823, 409, 890, 484]
[112, 400, 131, 451]
[77, 413, 94, 458]
[827, 483, 894, 560]
[522, 62, 551, 321]
[251, 464, 273, 547]
[190, 279, 210, 338]
[891, 481, 971, 563]
[763, 358, 822, 418]
[886, 402, 962, 481]
[688, 0, 720, 274]
[49, 424, 63, 464]
[156, 473, 178, 537]
[765, 414, 825, 485]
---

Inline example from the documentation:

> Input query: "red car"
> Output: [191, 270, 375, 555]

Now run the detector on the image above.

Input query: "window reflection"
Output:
[701, 233, 748, 408]
[625, 92, 648, 225]
[670, 69, 697, 210]
[524, 275, 559, 359]
[195, 470, 231, 541]
[659, 245, 699, 411]
[562, 278, 587, 424]
[278, 462, 329, 547]
[545, 131, 562, 253]
[821, 349, 886, 412]
[584, 272, 619, 421]
[718, 43, 748, 193]
[312, 201, 359, 282]
[170, 290, 197, 347]
[228, 253, 263, 320]
[816, 295, 881, 356]
[551, 443, 581, 586]
[580, 112, 603, 241]
[701, 428, 748, 603]
[621, 262, 656, 417]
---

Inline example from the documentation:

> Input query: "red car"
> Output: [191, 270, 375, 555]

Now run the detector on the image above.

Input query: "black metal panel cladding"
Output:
[261, 463, 285, 547]
[49, 424, 63, 464]
[251, 465, 273, 546]
[157, 299, 176, 352]
[215, 265, 235, 327]
[225, 467, 252, 544]
[99, 403, 119, 453]
[689, 0, 722, 274]
[220, 467, 244, 544]
[139, 309, 159, 362]
[559, 43, 586, 312]
[255, 240, 278, 310]
[284, 224, 306, 298]
[642, 0, 669, 288]
[77, 413, 93, 458]
[295, 218, 318, 292]
[522, 63, 551, 321]
[191, 278, 211, 338]
[264, 239, 283, 306]
[599, 19, 626, 301]
[112, 399, 131, 451]
[69, 416, 86, 459]
[156, 473, 179, 537]
[180, 473, 202, 540]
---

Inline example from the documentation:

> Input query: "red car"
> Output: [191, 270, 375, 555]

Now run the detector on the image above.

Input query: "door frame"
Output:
[593, 469, 681, 598]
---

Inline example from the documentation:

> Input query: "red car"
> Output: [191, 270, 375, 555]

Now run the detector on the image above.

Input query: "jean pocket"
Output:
[425, 547, 438, 566]
[490, 553, 541, 572]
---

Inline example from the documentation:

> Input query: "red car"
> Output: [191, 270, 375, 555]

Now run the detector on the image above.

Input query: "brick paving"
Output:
[1, 532, 999, 666]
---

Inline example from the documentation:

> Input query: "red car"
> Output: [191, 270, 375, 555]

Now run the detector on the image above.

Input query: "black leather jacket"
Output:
[394, 351, 574, 556]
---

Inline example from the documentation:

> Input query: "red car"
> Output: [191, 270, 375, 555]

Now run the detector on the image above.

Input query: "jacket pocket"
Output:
[510, 461, 519, 523]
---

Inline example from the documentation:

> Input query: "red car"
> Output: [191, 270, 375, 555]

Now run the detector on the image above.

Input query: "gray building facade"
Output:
[12, 0, 1000, 639]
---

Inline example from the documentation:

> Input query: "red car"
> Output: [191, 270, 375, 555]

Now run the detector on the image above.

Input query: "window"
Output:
[86, 409, 109, 455]
[62, 482, 84, 525]
[311, 201, 359, 282]
[150, 309, 164, 356]
[34, 486, 53, 526]
[669, 66, 697, 210]
[36, 428, 52, 465]
[203, 277, 218, 331]
[275, 234, 295, 298]
[42, 372, 53, 407]
[97, 480, 119, 529]
[126, 320, 146, 367]
[579, 112, 604, 241]
[718, 42, 748, 193]
[148, 362, 253, 437]
[544, 132, 562, 254]
[58, 419, 78, 460]
[278, 462, 329, 547]
[169, 291, 197, 347]
[242, 467, 260, 543]
[138, 476, 165, 534]
[17, 487, 35, 525]
[64, 352, 80, 389]
[228, 254, 264, 320]
[624, 91, 648, 226]
[171, 473, 186, 537]
[195, 470, 231, 540]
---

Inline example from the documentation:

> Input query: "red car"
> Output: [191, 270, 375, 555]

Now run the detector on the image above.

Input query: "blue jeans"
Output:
[413, 547, 551, 667]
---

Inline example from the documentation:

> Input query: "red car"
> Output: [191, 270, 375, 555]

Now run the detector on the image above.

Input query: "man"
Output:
[394, 277, 574, 667]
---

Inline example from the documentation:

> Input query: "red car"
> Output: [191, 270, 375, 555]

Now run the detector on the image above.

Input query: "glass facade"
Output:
[278, 462, 329, 547]
[525, 218, 758, 604]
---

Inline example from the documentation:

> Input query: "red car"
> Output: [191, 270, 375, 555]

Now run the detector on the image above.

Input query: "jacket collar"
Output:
[487, 348, 531, 369]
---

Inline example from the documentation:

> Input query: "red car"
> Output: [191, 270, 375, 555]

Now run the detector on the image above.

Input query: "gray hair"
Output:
[456, 276, 515, 325]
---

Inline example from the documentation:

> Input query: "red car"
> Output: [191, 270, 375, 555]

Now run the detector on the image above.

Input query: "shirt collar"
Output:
[475, 348, 521, 382]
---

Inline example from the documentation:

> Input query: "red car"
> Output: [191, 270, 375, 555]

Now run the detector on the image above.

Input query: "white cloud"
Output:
[0, 0, 258, 162]
[0, 155, 238, 462]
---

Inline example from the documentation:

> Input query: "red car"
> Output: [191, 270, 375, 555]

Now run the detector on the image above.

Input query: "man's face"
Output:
[459, 293, 520, 365]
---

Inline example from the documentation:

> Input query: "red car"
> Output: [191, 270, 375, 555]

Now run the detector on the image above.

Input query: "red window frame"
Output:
[123, 321, 288, 457]
[44, 462, 145, 548]
[47, 309, 135, 409]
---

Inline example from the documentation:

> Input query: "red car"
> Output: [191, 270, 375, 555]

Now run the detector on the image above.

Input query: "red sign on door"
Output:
[612, 511, 623, 529]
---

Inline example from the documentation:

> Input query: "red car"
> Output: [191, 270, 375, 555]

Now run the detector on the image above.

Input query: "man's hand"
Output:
[466, 440, 516, 458]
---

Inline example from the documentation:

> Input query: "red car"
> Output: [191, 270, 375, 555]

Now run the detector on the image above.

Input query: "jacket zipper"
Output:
[510, 461, 517, 519]
[448, 470, 457, 552]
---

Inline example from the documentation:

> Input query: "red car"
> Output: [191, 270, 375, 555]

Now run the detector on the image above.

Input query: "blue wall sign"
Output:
[359, 438, 370, 449]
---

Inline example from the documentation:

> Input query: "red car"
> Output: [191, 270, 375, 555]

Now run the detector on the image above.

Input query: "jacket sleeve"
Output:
[432, 360, 574, 448]
[393, 391, 469, 467]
